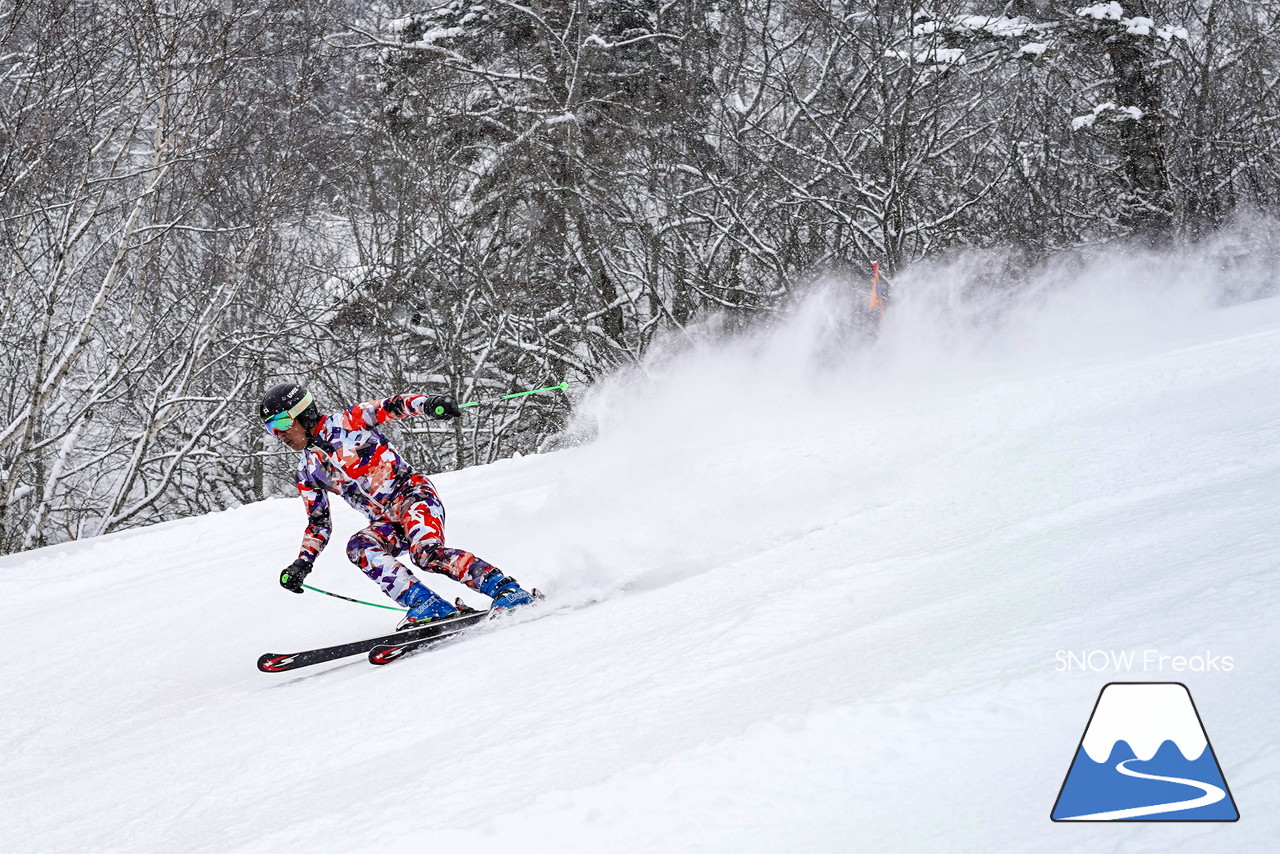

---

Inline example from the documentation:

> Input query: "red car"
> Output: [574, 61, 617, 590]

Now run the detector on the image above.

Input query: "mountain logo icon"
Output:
[1051, 682, 1239, 821]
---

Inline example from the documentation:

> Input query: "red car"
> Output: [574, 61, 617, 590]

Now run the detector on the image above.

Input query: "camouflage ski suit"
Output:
[293, 395, 498, 602]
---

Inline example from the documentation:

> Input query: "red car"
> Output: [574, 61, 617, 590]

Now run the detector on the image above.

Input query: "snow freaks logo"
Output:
[1051, 683, 1239, 822]
[1054, 649, 1234, 672]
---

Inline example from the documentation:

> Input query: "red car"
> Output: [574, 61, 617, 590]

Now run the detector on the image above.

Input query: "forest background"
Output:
[1, 0, 1277, 553]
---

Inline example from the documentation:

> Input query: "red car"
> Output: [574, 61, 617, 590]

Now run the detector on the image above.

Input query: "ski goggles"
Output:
[263, 392, 314, 435]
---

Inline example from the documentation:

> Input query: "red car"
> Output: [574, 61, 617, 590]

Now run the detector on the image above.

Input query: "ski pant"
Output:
[345, 474, 500, 603]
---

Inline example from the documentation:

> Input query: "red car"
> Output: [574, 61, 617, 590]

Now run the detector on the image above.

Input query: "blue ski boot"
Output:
[478, 570, 536, 610]
[396, 582, 460, 630]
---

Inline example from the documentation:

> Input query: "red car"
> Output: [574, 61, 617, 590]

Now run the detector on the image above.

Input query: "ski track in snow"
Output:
[1058, 758, 1226, 821]
[2, 263, 1278, 853]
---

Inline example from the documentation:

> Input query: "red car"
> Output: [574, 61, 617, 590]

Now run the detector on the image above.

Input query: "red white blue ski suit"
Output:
[293, 395, 498, 602]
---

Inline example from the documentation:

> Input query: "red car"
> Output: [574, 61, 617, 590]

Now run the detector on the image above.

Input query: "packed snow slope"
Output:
[3, 247, 1278, 853]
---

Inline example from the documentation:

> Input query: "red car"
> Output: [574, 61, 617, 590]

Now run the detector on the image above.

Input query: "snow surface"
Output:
[885, 46, 968, 67]
[915, 15, 1036, 39]
[1125, 15, 1156, 36]
[405, 28, 465, 48]
[1072, 101, 1144, 130]
[953, 14, 1035, 37]
[1158, 24, 1191, 42]
[1078, 2, 1125, 22]
[2, 247, 1279, 852]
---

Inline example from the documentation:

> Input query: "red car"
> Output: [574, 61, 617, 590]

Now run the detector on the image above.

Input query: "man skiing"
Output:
[260, 382, 535, 628]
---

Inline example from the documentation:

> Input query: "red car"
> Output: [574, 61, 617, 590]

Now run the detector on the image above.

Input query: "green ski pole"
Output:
[430, 381, 571, 416]
[302, 583, 407, 612]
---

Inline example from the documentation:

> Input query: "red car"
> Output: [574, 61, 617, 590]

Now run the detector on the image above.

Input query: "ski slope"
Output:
[2, 250, 1278, 852]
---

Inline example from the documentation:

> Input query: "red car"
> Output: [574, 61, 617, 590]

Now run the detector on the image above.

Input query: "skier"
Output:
[259, 382, 535, 628]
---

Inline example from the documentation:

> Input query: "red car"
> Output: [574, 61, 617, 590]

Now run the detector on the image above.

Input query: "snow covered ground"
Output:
[2, 249, 1277, 852]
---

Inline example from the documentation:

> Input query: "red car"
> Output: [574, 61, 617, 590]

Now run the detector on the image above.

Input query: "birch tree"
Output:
[0, 1, 347, 551]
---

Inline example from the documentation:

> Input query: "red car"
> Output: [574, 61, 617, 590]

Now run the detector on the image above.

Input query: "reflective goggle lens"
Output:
[263, 392, 313, 436]
[264, 410, 295, 433]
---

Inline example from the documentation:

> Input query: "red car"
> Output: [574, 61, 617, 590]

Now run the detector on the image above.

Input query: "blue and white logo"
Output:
[1051, 682, 1239, 821]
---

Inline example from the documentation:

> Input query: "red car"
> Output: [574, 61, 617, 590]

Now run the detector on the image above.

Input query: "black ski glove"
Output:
[280, 559, 311, 593]
[425, 394, 462, 420]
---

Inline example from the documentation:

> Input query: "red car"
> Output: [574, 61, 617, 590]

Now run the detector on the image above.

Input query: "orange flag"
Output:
[869, 261, 884, 316]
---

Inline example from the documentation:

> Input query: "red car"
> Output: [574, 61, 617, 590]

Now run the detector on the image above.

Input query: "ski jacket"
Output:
[293, 394, 437, 565]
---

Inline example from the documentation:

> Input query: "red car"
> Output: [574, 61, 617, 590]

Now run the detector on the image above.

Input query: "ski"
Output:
[367, 620, 480, 665]
[368, 589, 547, 665]
[257, 608, 491, 673]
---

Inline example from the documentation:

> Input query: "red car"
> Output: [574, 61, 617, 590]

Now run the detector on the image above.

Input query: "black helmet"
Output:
[260, 382, 320, 433]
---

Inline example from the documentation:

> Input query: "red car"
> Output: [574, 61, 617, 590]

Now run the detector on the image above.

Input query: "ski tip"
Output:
[369, 645, 407, 665]
[257, 653, 298, 673]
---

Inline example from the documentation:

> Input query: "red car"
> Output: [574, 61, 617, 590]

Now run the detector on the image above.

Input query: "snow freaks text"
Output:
[1054, 650, 1235, 673]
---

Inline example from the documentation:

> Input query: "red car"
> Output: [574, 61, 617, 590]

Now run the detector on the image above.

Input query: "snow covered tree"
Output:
[912, 0, 1190, 242]
[4, 0, 1280, 555]
[322, 1, 722, 466]
[1160, 0, 1280, 235]
[0, 1, 349, 551]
